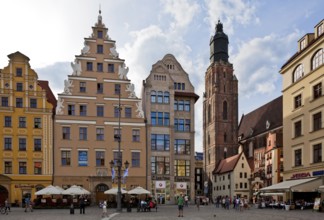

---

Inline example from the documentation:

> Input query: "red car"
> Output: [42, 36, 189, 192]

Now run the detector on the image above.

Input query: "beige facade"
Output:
[280, 19, 324, 183]
[142, 54, 198, 204]
[53, 12, 146, 204]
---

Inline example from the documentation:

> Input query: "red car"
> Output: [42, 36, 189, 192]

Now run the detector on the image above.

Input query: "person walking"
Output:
[196, 196, 200, 211]
[4, 199, 10, 214]
[79, 197, 85, 214]
[24, 196, 33, 212]
[184, 195, 189, 207]
[177, 194, 184, 217]
[102, 201, 108, 218]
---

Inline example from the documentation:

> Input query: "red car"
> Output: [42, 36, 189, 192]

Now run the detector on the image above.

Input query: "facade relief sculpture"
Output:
[71, 59, 82, 76]
[135, 100, 144, 118]
[125, 83, 137, 98]
[56, 97, 64, 115]
[118, 63, 129, 80]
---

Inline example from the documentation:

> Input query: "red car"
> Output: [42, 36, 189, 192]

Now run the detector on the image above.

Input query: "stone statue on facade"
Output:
[135, 100, 144, 118]
[81, 41, 90, 55]
[110, 44, 119, 58]
[63, 79, 73, 95]
[56, 98, 64, 115]
[71, 59, 82, 76]
[118, 63, 129, 80]
[126, 83, 137, 98]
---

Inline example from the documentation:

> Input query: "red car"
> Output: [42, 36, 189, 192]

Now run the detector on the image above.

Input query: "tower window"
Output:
[97, 30, 103, 38]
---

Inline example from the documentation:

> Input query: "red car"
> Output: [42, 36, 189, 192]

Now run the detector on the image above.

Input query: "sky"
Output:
[0, 0, 323, 152]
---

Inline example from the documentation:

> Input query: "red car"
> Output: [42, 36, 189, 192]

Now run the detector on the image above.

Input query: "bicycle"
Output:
[0, 205, 8, 215]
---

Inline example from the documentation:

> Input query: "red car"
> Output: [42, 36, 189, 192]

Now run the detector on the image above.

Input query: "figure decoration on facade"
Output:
[125, 83, 137, 98]
[118, 63, 129, 80]
[71, 59, 82, 76]
[135, 100, 144, 118]
[81, 41, 90, 55]
[110, 44, 119, 58]
[56, 98, 64, 115]
[63, 79, 73, 95]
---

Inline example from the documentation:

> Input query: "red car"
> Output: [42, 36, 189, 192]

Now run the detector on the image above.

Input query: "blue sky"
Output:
[0, 0, 323, 152]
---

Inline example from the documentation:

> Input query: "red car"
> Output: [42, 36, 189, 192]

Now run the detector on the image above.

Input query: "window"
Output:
[125, 107, 132, 118]
[151, 156, 170, 175]
[1, 97, 9, 107]
[178, 100, 184, 111]
[313, 83, 322, 99]
[19, 162, 27, 174]
[34, 139, 42, 151]
[158, 112, 163, 125]
[313, 143, 322, 163]
[151, 91, 156, 103]
[132, 130, 140, 142]
[34, 162, 42, 175]
[96, 151, 105, 166]
[97, 63, 103, 72]
[300, 38, 306, 50]
[80, 82, 86, 93]
[293, 64, 304, 82]
[4, 137, 12, 150]
[4, 161, 12, 174]
[19, 117, 26, 128]
[174, 160, 190, 176]
[61, 151, 71, 166]
[78, 151, 88, 166]
[114, 128, 121, 141]
[34, 118, 41, 128]
[312, 49, 323, 70]
[30, 98, 37, 108]
[97, 30, 103, 38]
[164, 92, 169, 103]
[97, 106, 104, 117]
[295, 149, 302, 166]
[97, 45, 103, 53]
[113, 151, 123, 165]
[223, 101, 228, 120]
[294, 120, 302, 137]
[151, 112, 156, 125]
[62, 127, 70, 140]
[80, 105, 87, 116]
[86, 62, 93, 71]
[19, 138, 26, 151]
[175, 119, 185, 131]
[157, 91, 163, 103]
[174, 139, 190, 155]
[114, 106, 121, 118]
[151, 134, 170, 151]
[240, 172, 242, 178]
[185, 119, 190, 131]
[68, 105, 75, 115]
[79, 127, 87, 140]
[16, 68, 22, 76]
[318, 23, 324, 36]
[4, 116, 11, 127]
[96, 128, 104, 141]
[16, 83, 23, 91]
[132, 152, 140, 167]
[16, 98, 23, 108]
[97, 83, 103, 94]
[313, 112, 322, 131]
[184, 100, 190, 111]
[151, 112, 169, 126]
[174, 100, 178, 111]
[294, 94, 302, 109]
[164, 112, 170, 126]
[115, 84, 121, 95]
[108, 64, 114, 73]
[244, 172, 247, 178]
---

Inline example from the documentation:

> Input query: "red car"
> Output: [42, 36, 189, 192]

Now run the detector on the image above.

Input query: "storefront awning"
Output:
[260, 178, 321, 192]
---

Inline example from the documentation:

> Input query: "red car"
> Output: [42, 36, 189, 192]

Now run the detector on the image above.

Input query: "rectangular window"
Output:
[4, 161, 12, 174]
[30, 98, 37, 108]
[175, 119, 185, 131]
[113, 151, 123, 165]
[97, 106, 104, 117]
[125, 107, 132, 118]
[16, 98, 23, 108]
[114, 106, 121, 118]
[174, 100, 178, 111]
[174, 160, 190, 177]
[16, 83, 23, 91]
[294, 94, 302, 109]
[34, 118, 41, 128]
[174, 139, 191, 155]
[164, 112, 170, 126]
[115, 84, 121, 95]
[80, 82, 86, 93]
[132, 130, 140, 142]
[313, 112, 322, 131]
[295, 149, 302, 166]
[184, 100, 190, 111]
[97, 63, 103, 72]
[97, 83, 103, 94]
[96, 151, 105, 166]
[97, 45, 104, 53]
[313, 143, 322, 163]
[96, 128, 104, 141]
[34, 162, 42, 175]
[132, 152, 140, 167]
[114, 129, 121, 141]
[158, 112, 163, 125]
[19, 117, 26, 128]
[151, 156, 170, 175]
[97, 30, 103, 38]
[34, 138, 42, 151]
[16, 68, 22, 76]
[79, 127, 87, 140]
[62, 127, 70, 140]
[61, 151, 71, 166]
[19, 162, 27, 174]
[294, 120, 302, 137]
[185, 119, 190, 131]
[151, 112, 156, 125]
[151, 134, 170, 151]
[108, 64, 114, 73]
[78, 151, 88, 166]
[86, 62, 93, 71]
[4, 116, 11, 127]
[68, 105, 75, 115]
[19, 138, 26, 151]
[1, 97, 9, 107]
[240, 172, 242, 178]
[178, 100, 184, 111]
[80, 105, 87, 116]
[313, 83, 322, 99]
[4, 137, 12, 150]
[157, 91, 163, 103]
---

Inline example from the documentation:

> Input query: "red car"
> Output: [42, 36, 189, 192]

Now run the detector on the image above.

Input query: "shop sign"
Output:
[155, 181, 166, 189]
[176, 182, 187, 189]
[291, 172, 311, 179]
[15, 184, 34, 188]
[313, 170, 324, 176]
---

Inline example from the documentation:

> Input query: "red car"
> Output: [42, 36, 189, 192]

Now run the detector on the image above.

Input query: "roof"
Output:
[260, 178, 321, 192]
[238, 96, 282, 140]
[38, 80, 57, 111]
[174, 91, 199, 103]
[213, 152, 242, 174]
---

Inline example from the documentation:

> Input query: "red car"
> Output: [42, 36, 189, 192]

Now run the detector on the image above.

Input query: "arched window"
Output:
[224, 132, 227, 143]
[163, 91, 170, 103]
[157, 91, 163, 103]
[292, 64, 304, 83]
[312, 48, 323, 70]
[223, 101, 228, 120]
[150, 91, 156, 103]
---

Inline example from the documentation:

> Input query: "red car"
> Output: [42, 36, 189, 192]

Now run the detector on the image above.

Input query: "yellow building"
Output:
[0, 52, 56, 206]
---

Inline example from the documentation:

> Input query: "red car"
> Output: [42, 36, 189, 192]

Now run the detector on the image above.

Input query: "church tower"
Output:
[203, 20, 238, 195]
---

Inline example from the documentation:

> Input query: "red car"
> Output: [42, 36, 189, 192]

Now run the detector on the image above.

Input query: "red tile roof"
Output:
[213, 152, 243, 174]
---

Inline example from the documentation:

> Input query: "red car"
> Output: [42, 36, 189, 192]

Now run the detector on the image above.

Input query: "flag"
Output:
[111, 168, 115, 180]
[155, 181, 166, 189]
[123, 168, 129, 178]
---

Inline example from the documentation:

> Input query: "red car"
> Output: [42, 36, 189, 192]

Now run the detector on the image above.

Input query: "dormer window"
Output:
[300, 39, 306, 50]
[312, 49, 323, 70]
[318, 23, 323, 36]
[293, 64, 304, 82]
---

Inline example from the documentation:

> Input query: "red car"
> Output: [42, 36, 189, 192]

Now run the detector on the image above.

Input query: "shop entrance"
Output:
[156, 193, 166, 204]
[0, 185, 8, 204]
[22, 190, 32, 207]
